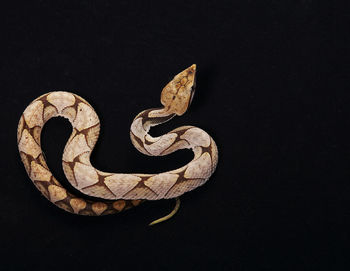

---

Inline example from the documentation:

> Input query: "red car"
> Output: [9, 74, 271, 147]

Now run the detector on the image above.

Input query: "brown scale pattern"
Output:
[128, 110, 217, 199]
[18, 93, 138, 216]
[18, 65, 218, 217]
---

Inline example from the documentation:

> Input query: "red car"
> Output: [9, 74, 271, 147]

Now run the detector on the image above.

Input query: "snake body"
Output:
[17, 65, 218, 217]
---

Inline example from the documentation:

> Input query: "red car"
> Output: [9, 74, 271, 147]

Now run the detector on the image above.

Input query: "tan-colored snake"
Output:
[17, 65, 218, 225]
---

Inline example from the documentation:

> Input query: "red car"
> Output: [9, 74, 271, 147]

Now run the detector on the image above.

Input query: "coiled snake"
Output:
[17, 65, 218, 225]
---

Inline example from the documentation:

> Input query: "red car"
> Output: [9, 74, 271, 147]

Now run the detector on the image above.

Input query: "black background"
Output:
[0, 1, 349, 270]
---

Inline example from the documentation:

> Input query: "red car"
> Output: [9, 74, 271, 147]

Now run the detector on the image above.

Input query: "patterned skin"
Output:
[17, 65, 218, 218]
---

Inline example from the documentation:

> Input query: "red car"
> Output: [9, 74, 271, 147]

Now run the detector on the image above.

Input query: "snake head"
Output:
[161, 64, 196, 116]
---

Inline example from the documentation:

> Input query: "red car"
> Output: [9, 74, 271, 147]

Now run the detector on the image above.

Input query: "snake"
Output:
[17, 65, 218, 224]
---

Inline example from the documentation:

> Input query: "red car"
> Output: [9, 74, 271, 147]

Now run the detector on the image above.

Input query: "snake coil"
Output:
[17, 65, 218, 223]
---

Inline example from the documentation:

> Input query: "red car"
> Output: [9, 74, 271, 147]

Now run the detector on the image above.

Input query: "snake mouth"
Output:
[189, 73, 196, 105]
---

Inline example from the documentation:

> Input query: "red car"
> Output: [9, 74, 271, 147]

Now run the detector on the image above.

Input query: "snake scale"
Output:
[17, 65, 218, 223]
